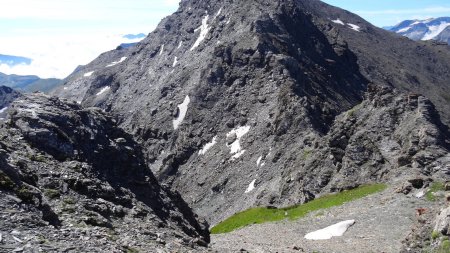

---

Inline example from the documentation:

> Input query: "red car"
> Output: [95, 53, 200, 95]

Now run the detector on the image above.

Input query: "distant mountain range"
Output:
[0, 72, 61, 93]
[122, 33, 146, 40]
[386, 17, 450, 44]
[0, 54, 32, 67]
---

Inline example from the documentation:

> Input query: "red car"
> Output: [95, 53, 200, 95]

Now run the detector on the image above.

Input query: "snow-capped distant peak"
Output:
[388, 17, 450, 43]
[422, 22, 450, 40]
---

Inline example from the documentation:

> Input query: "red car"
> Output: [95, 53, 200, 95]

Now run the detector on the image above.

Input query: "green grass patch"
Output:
[426, 182, 445, 201]
[211, 184, 387, 234]
[439, 239, 450, 253]
[432, 231, 440, 240]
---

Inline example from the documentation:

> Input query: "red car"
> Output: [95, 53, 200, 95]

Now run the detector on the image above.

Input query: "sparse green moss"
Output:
[29, 154, 47, 162]
[36, 235, 49, 244]
[63, 197, 76, 205]
[44, 189, 60, 199]
[441, 93, 450, 103]
[123, 246, 139, 253]
[61, 202, 76, 213]
[17, 186, 34, 202]
[302, 149, 312, 160]
[426, 182, 445, 201]
[211, 184, 387, 234]
[0, 171, 15, 190]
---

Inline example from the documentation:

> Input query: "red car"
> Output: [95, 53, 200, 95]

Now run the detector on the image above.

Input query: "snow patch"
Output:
[96, 86, 110, 96]
[83, 71, 94, 77]
[159, 44, 164, 55]
[422, 22, 450, 40]
[347, 23, 361, 32]
[190, 15, 210, 51]
[226, 17, 231, 25]
[199, 136, 217, 155]
[173, 95, 190, 130]
[0, 107, 8, 114]
[332, 19, 345, 25]
[232, 150, 246, 160]
[226, 126, 250, 156]
[415, 190, 425, 198]
[305, 220, 355, 240]
[398, 26, 412, 33]
[245, 179, 256, 193]
[214, 7, 223, 19]
[256, 156, 263, 166]
[172, 57, 178, 67]
[106, 57, 127, 67]
[177, 41, 183, 49]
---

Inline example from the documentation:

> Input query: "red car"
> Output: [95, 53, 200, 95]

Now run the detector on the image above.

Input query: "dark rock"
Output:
[0, 94, 209, 252]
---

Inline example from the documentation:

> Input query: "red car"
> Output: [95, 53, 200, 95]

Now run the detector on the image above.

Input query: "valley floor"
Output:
[210, 186, 431, 253]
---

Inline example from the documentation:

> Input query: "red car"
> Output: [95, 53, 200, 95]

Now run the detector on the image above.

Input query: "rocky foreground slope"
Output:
[54, 0, 450, 226]
[0, 94, 209, 252]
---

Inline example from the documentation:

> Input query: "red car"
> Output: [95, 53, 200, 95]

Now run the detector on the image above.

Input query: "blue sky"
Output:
[1, 0, 450, 78]
[323, 0, 450, 27]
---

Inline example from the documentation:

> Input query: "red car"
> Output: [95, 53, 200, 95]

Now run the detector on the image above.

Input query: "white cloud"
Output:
[0, 33, 141, 78]
[0, 0, 181, 78]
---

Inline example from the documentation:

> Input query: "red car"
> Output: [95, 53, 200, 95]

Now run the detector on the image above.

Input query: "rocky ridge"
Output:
[0, 93, 209, 252]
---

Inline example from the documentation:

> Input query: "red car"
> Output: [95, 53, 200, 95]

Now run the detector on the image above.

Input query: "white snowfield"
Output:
[0, 107, 8, 114]
[423, 22, 450, 40]
[245, 179, 256, 193]
[199, 136, 217, 155]
[226, 126, 250, 156]
[304, 220, 355, 240]
[106, 57, 127, 67]
[191, 15, 211, 51]
[332, 19, 345, 25]
[83, 71, 94, 77]
[96, 86, 110, 96]
[173, 95, 190, 130]
[347, 23, 361, 32]
[173, 57, 178, 67]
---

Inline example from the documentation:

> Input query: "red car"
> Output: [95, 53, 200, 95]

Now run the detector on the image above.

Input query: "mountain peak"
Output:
[387, 16, 450, 43]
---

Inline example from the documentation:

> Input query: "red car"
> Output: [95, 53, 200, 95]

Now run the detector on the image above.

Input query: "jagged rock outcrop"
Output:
[0, 85, 21, 120]
[0, 94, 209, 252]
[0, 85, 21, 108]
[283, 86, 450, 200]
[54, 0, 450, 225]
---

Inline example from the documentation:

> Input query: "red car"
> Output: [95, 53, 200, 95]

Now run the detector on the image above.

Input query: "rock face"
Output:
[54, 0, 450, 224]
[0, 94, 209, 252]
[435, 206, 450, 236]
[52, 46, 133, 104]
[0, 85, 21, 108]
[0, 85, 21, 120]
